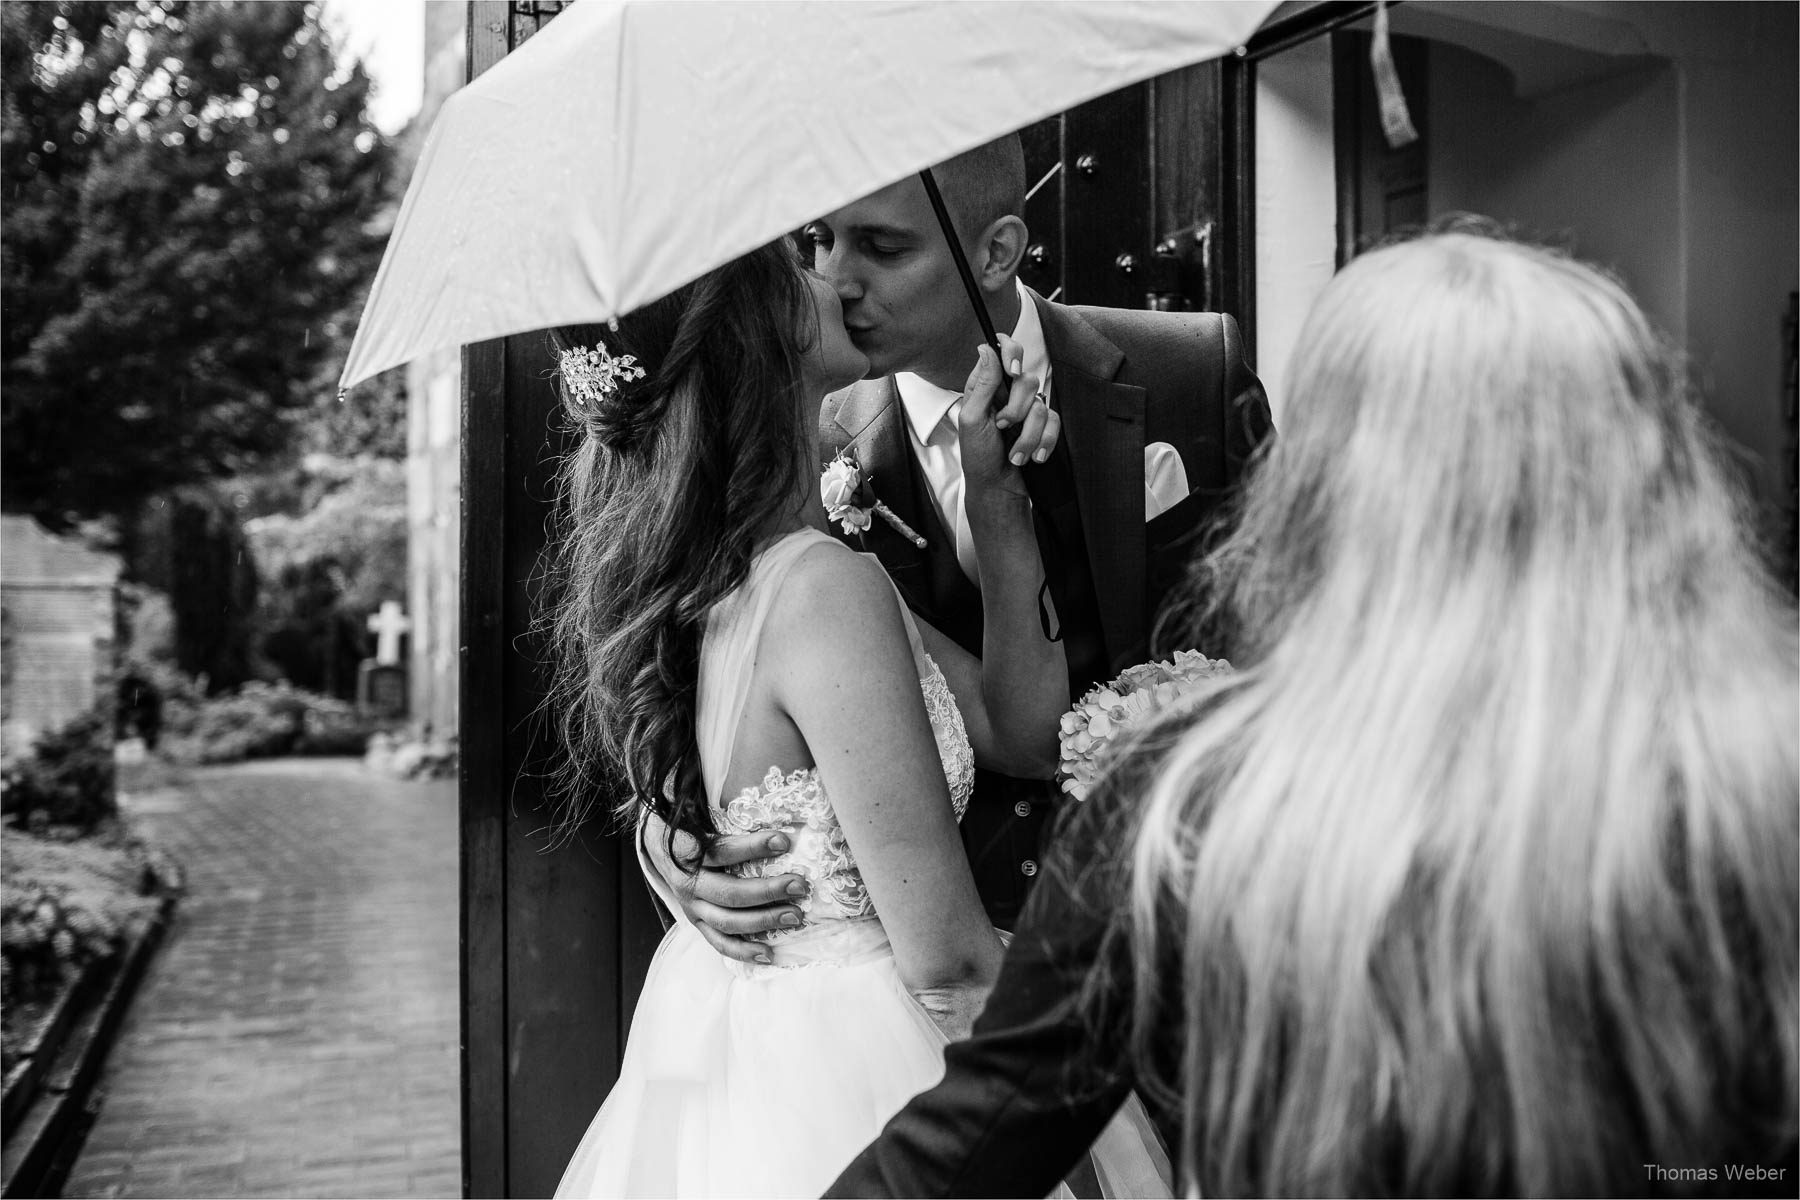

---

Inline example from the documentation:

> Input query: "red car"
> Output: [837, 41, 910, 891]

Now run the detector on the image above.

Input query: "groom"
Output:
[650, 134, 1270, 937]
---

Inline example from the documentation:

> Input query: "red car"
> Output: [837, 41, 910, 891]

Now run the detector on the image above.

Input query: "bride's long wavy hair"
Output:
[1110, 228, 1798, 1194]
[539, 240, 817, 860]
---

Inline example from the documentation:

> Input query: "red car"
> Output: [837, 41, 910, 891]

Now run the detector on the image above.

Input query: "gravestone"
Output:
[356, 600, 410, 720]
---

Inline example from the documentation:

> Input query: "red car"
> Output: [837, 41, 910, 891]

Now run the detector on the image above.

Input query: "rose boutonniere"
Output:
[1057, 650, 1234, 801]
[820, 449, 925, 548]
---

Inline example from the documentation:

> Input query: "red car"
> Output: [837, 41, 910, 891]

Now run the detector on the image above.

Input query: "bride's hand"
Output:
[959, 335, 1059, 501]
[910, 981, 994, 1043]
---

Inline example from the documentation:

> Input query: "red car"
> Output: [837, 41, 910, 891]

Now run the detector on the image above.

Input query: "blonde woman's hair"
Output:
[1123, 228, 1799, 1195]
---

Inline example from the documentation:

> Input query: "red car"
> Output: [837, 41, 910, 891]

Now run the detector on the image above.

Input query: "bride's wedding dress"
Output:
[555, 528, 1170, 1199]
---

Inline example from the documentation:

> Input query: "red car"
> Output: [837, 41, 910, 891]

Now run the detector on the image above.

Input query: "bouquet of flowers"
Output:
[1057, 650, 1234, 801]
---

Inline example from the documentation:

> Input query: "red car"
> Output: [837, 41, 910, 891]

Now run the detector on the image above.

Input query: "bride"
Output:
[539, 238, 1169, 1198]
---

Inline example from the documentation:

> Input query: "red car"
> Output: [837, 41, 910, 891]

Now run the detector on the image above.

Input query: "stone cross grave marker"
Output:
[359, 601, 412, 720]
[367, 600, 412, 667]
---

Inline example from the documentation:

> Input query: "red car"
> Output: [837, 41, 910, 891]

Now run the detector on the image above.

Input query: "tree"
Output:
[130, 483, 260, 692]
[245, 455, 407, 697]
[1, 1, 391, 526]
[305, 360, 406, 459]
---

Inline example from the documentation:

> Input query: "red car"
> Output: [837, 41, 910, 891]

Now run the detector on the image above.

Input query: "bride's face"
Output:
[800, 267, 869, 395]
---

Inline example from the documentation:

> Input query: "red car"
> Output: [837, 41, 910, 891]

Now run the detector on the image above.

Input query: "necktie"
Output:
[933, 403, 980, 585]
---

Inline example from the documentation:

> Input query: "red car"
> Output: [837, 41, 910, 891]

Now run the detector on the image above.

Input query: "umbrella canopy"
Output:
[340, 0, 1280, 391]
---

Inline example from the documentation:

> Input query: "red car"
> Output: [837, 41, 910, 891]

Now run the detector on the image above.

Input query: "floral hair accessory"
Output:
[1057, 650, 1234, 801]
[820, 449, 925, 548]
[558, 342, 646, 407]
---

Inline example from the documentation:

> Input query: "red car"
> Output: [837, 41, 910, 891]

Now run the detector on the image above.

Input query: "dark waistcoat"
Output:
[884, 435, 1110, 929]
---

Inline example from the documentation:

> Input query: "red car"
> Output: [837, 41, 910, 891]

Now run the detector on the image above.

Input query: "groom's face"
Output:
[803, 178, 982, 386]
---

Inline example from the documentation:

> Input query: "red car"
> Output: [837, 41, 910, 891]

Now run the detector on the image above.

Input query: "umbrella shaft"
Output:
[918, 167, 1030, 463]
[918, 168, 1004, 358]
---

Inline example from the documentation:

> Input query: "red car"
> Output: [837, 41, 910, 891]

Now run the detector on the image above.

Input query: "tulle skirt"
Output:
[554, 918, 1171, 1199]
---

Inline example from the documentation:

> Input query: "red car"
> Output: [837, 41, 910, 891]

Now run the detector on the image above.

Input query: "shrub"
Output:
[0, 883, 122, 1008]
[297, 695, 378, 755]
[162, 681, 303, 762]
[160, 679, 381, 764]
[365, 731, 459, 780]
[130, 657, 206, 712]
[0, 822, 175, 1020]
[0, 706, 117, 831]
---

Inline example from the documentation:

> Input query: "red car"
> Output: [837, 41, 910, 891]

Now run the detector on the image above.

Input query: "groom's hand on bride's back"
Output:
[641, 811, 809, 963]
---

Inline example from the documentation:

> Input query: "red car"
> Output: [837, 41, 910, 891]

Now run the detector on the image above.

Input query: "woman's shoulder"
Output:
[762, 534, 905, 651]
[779, 532, 888, 593]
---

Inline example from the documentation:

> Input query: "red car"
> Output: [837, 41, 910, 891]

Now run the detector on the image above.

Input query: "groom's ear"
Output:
[975, 214, 1029, 293]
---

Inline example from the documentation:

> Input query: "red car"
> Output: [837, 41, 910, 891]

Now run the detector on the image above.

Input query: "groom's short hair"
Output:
[937, 134, 1027, 247]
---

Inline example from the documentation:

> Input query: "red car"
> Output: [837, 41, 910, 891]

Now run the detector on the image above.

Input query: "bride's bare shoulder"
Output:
[762, 538, 908, 658]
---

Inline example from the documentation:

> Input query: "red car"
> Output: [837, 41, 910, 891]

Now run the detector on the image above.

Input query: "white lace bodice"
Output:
[716, 653, 974, 939]
[691, 529, 975, 956]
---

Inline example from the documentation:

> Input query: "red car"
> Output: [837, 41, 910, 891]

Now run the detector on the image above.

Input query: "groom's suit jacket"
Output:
[819, 290, 1270, 929]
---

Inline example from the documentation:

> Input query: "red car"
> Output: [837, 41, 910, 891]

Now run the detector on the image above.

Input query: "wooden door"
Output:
[1019, 67, 1230, 315]
[460, 5, 664, 1199]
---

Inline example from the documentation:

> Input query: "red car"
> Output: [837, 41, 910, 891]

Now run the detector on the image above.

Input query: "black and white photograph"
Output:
[1, 2, 1795, 1198]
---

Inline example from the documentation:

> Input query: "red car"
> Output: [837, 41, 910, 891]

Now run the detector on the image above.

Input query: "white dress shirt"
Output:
[895, 281, 1188, 583]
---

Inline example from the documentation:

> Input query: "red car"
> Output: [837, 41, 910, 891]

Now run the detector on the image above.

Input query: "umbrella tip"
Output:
[336, 386, 349, 403]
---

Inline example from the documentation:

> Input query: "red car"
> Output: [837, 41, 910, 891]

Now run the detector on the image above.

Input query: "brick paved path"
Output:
[62, 759, 460, 1199]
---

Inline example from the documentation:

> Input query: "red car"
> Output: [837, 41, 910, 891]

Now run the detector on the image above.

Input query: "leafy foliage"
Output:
[308, 363, 406, 460]
[365, 729, 459, 780]
[247, 455, 406, 617]
[1, 880, 122, 1011]
[0, 820, 176, 1025]
[1, 0, 391, 525]
[127, 483, 261, 691]
[159, 678, 380, 764]
[0, 705, 117, 830]
[246, 454, 406, 695]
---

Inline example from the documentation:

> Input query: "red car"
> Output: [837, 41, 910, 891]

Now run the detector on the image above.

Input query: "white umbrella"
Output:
[339, 0, 1280, 391]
